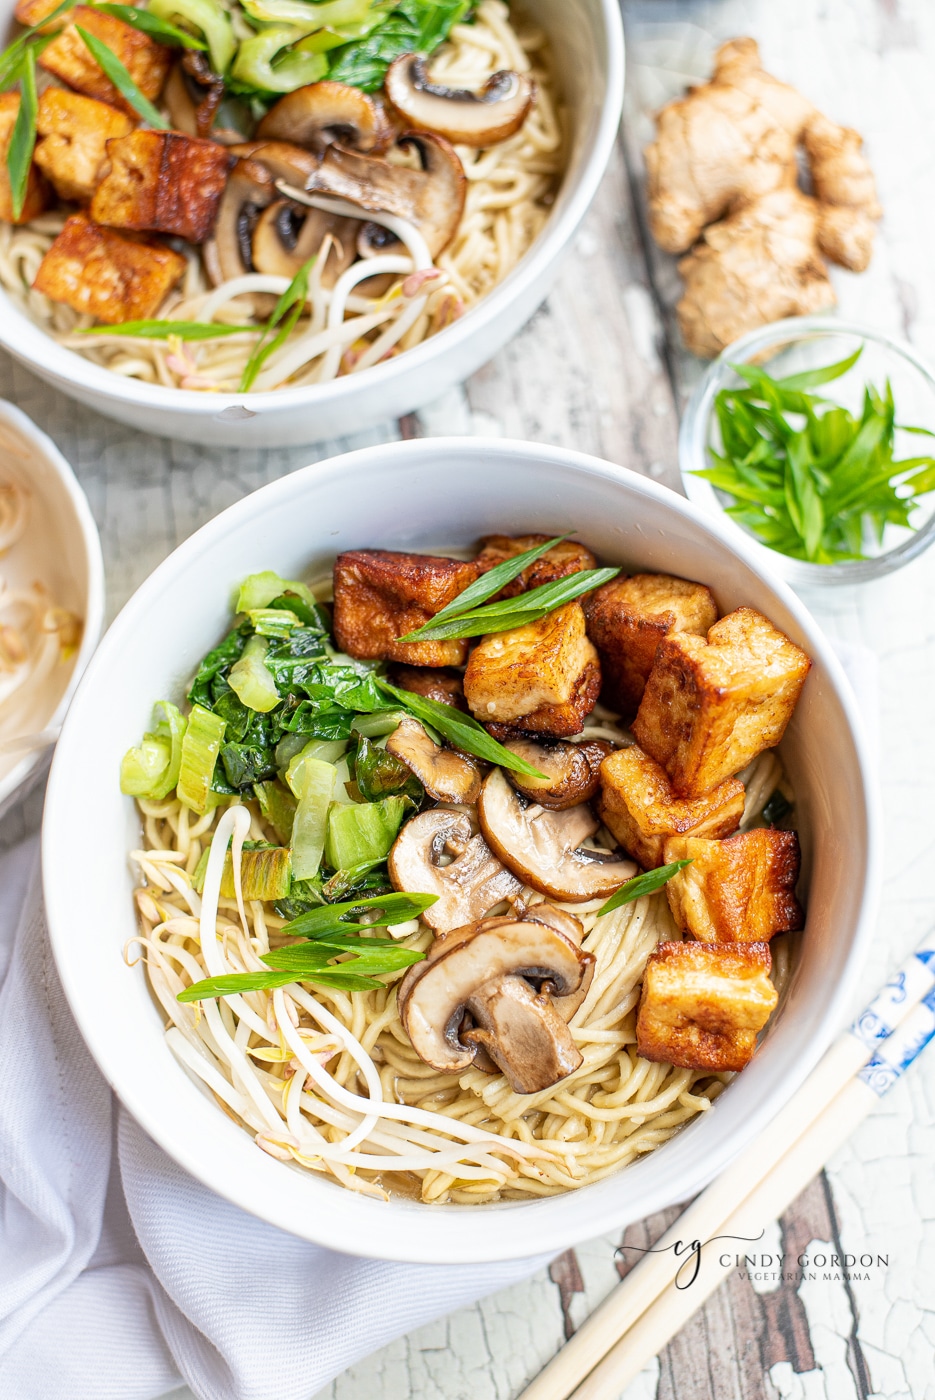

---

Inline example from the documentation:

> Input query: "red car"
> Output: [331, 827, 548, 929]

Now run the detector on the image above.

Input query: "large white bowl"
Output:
[43, 439, 880, 1263]
[0, 400, 104, 819]
[0, 0, 623, 448]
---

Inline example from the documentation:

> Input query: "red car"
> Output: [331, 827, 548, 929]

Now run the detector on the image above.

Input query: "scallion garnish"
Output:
[419, 534, 571, 629]
[397, 567, 621, 642]
[79, 320, 256, 340]
[76, 26, 169, 127]
[94, 3, 208, 48]
[238, 257, 314, 392]
[377, 680, 547, 779]
[6, 46, 38, 220]
[698, 349, 935, 563]
[597, 860, 692, 917]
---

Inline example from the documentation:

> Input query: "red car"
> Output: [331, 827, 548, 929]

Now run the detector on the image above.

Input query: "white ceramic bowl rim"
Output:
[42, 439, 881, 1262]
[0, 400, 104, 810]
[0, 0, 624, 420]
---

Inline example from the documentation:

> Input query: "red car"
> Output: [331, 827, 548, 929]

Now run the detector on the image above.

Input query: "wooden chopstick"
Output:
[518, 935, 935, 1400]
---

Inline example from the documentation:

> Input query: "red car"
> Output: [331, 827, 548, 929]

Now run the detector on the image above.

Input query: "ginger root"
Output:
[645, 38, 881, 357]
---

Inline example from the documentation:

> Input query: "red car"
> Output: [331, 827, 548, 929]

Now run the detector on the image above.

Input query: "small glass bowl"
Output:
[679, 316, 935, 586]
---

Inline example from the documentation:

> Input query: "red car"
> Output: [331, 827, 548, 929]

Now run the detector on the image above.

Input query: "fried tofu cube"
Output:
[33, 213, 185, 323]
[0, 93, 49, 224]
[464, 602, 600, 737]
[584, 573, 717, 720]
[636, 939, 778, 1072]
[597, 744, 744, 868]
[332, 549, 480, 667]
[474, 533, 598, 599]
[34, 88, 134, 204]
[632, 607, 811, 798]
[39, 9, 171, 113]
[663, 830, 803, 942]
[14, 0, 63, 27]
[91, 130, 229, 243]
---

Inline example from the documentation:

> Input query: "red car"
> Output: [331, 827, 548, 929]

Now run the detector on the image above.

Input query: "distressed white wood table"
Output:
[2, 0, 934, 1395]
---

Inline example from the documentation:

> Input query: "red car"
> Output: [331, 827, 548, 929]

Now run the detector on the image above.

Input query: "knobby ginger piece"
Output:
[332, 549, 479, 667]
[33, 213, 186, 324]
[636, 939, 778, 1072]
[663, 829, 803, 942]
[34, 88, 134, 204]
[464, 602, 600, 738]
[632, 606, 811, 798]
[597, 744, 744, 869]
[584, 572, 717, 719]
[0, 93, 48, 223]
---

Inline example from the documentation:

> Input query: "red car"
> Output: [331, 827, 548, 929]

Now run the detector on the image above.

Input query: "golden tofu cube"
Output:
[632, 606, 811, 798]
[464, 602, 600, 738]
[91, 130, 230, 243]
[332, 549, 480, 667]
[474, 533, 597, 599]
[0, 93, 49, 223]
[39, 9, 171, 113]
[584, 573, 717, 720]
[14, 0, 63, 27]
[34, 88, 134, 204]
[597, 744, 744, 868]
[636, 939, 778, 1072]
[33, 213, 186, 324]
[663, 829, 803, 942]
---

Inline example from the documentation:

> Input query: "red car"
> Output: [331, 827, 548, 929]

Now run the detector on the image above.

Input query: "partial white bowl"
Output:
[42, 439, 879, 1262]
[0, 401, 104, 819]
[0, 0, 623, 448]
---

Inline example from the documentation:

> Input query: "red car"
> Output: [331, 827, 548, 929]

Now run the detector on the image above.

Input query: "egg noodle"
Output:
[0, 1, 562, 394]
[128, 704, 792, 1205]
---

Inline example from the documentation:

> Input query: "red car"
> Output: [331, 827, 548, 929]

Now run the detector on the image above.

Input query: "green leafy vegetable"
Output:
[353, 734, 423, 804]
[76, 26, 169, 127]
[79, 320, 254, 340]
[397, 567, 621, 642]
[6, 47, 38, 221]
[238, 257, 314, 391]
[93, 4, 208, 47]
[192, 842, 293, 900]
[761, 789, 793, 825]
[177, 704, 226, 813]
[120, 701, 186, 800]
[597, 860, 692, 917]
[327, 0, 469, 92]
[148, 0, 235, 73]
[286, 750, 336, 880]
[236, 570, 318, 613]
[700, 349, 935, 563]
[228, 634, 281, 713]
[254, 778, 297, 843]
[324, 793, 411, 870]
[231, 26, 328, 96]
[322, 857, 391, 902]
[378, 679, 547, 778]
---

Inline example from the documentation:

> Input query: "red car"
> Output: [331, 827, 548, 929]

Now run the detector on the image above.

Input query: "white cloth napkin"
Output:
[0, 636, 879, 1400]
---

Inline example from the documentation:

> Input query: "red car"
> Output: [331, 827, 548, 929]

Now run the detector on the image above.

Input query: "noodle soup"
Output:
[123, 532, 809, 1205]
[0, 1, 563, 394]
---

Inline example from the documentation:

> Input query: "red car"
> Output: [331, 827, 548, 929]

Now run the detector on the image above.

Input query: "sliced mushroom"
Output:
[164, 54, 226, 141]
[528, 903, 594, 1019]
[251, 198, 358, 282]
[205, 142, 323, 294]
[258, 80, 393, 153]
[305, 132, 466, 257]
[385, 53, 535, 147]
[385, 717, 481, 804]
[388, 808, 520, 932]
[397, 914, 591, 1092]
[388, 664, 467, 711]
[478, 768, 637, 901]
[504, 738, 614, 810]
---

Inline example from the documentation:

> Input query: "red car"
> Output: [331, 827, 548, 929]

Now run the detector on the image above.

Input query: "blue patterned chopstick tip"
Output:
[850, 944, 935, 1050]
[857, 986, 935, 1097]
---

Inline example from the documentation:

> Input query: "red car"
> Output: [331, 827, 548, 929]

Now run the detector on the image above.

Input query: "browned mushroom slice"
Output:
[503, 737, 613, 810]
[478, 768, 637, 901]
[388, 663, 467, 710]
[388, 808, 520, 932]
[258, 80, 393, 153]
[385, 717, 481, 804]
[524, 902, 593, 1018]
[397, 915, 590, 1092]
[205, 142, 320, 286]
[164, 54, 226, 141]
[251, 199, 358, 282]
[304, 132, 466, 257]
[385, 54, 535, 147]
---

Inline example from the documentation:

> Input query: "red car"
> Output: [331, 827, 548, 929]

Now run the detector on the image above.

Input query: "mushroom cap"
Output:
[386, 716, 481, 804]
[388, 808, 521, 932]
[384, 53, 536, 148]
[397, 915, 590, 1077]
[258, 80, 393, 153]
[522, 902, 593, 1018]
[504, 737, 613, 810]
[307, 132, 466, 257]
[478, 768, 637, 901]
[251, 199, 358, 283]
[206, 143, 321, 289]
